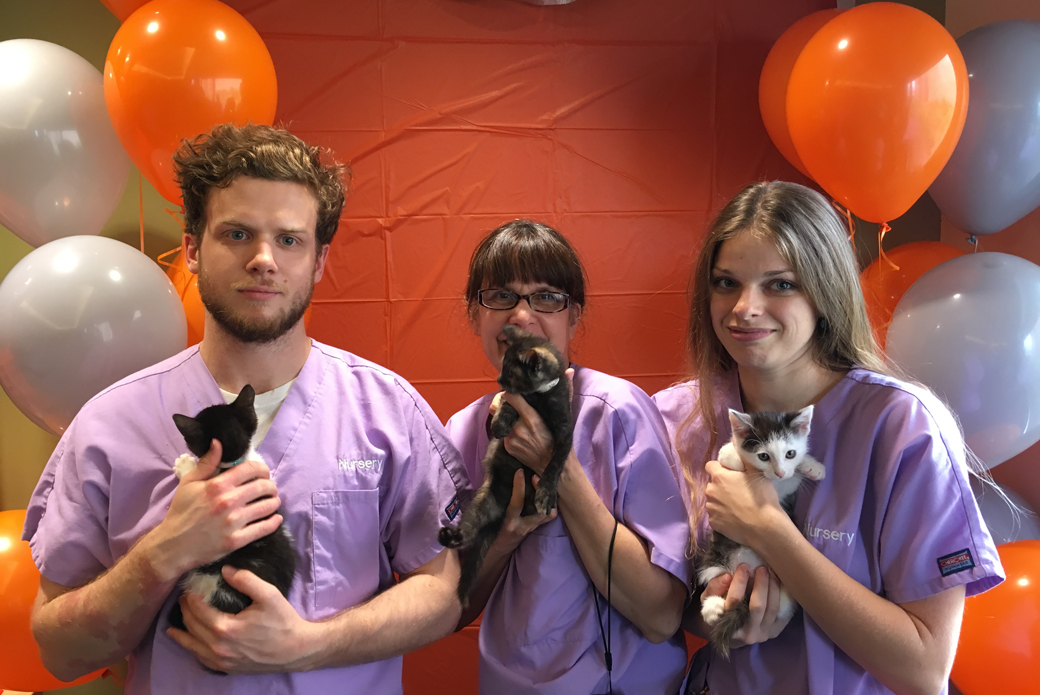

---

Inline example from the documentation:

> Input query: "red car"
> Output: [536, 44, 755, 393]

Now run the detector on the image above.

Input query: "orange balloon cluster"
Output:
[0, 510, 104, 691]
[952, 541, 1040, 695]
[859, 241, 964, 350]
[104, 0, 278, 204]
[762, 2, 968, 224]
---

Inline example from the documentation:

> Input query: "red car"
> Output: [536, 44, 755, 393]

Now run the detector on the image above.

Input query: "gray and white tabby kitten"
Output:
[438, 324, 573, 607]
[697, 406, 824, 658]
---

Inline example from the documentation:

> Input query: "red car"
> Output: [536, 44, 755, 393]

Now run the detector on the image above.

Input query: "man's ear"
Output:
[184, 232, 201, 275]
[313, 243, 331, 283]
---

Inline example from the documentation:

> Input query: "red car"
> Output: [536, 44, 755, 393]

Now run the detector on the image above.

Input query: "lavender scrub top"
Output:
[653, 369, 1004, 695]
[446, 365, 692, 695]
[23, 341, 470, 695]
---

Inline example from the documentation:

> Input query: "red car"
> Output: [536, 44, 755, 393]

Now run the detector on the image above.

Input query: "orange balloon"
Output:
[759, 9, 842, 179]
[859, 241, 964, 351]
[164, 247, 313, 346]
[0, 510, 104, 691]
[104, 0, 278, 204]
[99, 0, 150, 21]
[787, 2, 968, 223]
[952, 540, 1040, 695]
[165, 248, 205, 347]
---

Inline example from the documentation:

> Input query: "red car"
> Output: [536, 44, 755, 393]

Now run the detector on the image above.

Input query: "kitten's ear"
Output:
[173, 414, 209, 455]
[728, 409, 754, 438]
[791, 405, 814, 435]
[502, 325, 522, 344]
[233, 384, 256, 410]
[517, 348, 542, 368]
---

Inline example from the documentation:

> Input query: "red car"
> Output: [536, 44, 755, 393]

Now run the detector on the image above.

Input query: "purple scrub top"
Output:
[653, 369, 1004, 695]
[23, 341, 469, 695]
[446, 365, 691, 695]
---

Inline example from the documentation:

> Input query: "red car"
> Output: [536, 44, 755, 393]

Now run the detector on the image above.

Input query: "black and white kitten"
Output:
[168, 385, 297, 631]
[697, 406, 824, 658]
[438, 324, 573, 607]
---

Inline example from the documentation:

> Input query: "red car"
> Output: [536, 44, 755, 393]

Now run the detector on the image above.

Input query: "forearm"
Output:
[32, 534, 179, 680]
[757, 522, 959, 695]
[557, 453, 685, 643]
[296, 552, 462, 669]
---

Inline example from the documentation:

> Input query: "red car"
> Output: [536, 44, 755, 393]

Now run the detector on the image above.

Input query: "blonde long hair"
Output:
[678, 181, 887, 547]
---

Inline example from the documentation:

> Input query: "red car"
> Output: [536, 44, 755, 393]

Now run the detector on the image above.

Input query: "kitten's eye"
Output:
[786, 450, 796, 459]
[757, 453, 770, 461]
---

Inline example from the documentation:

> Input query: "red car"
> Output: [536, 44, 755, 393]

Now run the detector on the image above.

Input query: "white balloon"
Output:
[886, 253, 1040, 469]
[971, 478, 1040, 545]
[0, 236, 186, 435]
[0, 39, 130, 247]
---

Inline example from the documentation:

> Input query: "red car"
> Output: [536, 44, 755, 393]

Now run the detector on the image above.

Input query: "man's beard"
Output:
[197, 269, 313, 344]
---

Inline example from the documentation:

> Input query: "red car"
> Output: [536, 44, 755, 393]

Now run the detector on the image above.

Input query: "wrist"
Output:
[748, 508, 799, 562]
[291, 619, 332, 671]
[136, 523, 190, 584]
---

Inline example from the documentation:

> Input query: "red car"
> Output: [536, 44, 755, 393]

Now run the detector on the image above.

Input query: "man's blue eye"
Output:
[229, 230, 246, 240]
[280, 237, 297, 246]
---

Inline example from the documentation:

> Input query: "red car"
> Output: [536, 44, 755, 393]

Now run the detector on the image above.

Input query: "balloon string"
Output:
[878, 222, 899, 270]
[102, 667, 127, 687]
[138, 173, 145, 254]
[164, 207, 185, 229]
[156, 245, 181, 269]
[832, 200, 856, 244]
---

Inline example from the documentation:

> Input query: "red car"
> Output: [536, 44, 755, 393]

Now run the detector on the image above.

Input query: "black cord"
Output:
[593, 518, 619, 695]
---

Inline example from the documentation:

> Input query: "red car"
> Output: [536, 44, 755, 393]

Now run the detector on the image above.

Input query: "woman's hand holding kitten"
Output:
[704, 458, 791, 548]
[491, 470, 557, 553]
[492, 368, 575, 477]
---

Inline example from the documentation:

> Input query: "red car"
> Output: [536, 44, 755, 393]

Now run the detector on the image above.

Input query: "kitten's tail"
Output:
[456, 526, 498, 608]
[710, 602, 750, 660]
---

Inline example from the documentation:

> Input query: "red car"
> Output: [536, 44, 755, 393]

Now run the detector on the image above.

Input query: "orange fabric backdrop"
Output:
[221, 0, 826, 690]
[224, 0, 824, 422]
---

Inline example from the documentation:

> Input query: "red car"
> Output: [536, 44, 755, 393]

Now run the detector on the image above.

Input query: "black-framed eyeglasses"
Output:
[477, 288, 571, 313]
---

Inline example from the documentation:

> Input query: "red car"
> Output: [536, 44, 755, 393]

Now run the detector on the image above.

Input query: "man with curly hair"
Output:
[24, 124, 469, 694]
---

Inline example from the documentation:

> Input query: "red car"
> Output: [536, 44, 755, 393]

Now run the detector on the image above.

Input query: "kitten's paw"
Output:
[438, 527, 464, 548]
[173, 453, 198, 479]
[701, 595, 725, 626]
[534, 487, 557, 516]
[799, 459, 826, 481]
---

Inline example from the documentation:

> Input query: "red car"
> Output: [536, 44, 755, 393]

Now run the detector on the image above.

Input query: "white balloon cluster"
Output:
[0, 40, 187, 435]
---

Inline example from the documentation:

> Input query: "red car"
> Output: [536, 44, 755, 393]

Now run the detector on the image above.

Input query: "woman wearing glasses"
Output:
[445, 219, 691, 694]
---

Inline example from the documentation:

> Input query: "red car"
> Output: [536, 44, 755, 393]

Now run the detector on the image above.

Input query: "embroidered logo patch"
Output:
[445, 494, 461, 521]
[937, 548, 975, 577]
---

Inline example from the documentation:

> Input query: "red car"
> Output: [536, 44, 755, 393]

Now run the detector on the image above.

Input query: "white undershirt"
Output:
[220, 380, 295, 446]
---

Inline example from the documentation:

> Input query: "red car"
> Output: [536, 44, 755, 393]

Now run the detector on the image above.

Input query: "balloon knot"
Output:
[878, 222, 900, 271]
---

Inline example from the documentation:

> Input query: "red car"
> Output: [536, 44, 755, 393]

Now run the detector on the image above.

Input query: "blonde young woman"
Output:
[653, 181, 1004, 695]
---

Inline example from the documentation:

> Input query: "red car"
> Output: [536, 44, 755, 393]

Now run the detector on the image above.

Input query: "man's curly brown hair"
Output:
[173, 124, 348, 249]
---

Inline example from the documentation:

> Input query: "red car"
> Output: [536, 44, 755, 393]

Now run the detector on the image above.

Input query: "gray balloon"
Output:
[0, 39, 130, 247]
[887, 253, 1040, 469]
[0, 236, 186, 435]
[929, 21, 1040, 235]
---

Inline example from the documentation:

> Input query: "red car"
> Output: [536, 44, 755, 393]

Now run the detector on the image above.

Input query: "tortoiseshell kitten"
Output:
[439, 325, 573, 607]
[168, 385, 297, 632]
